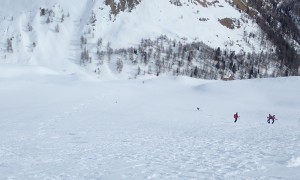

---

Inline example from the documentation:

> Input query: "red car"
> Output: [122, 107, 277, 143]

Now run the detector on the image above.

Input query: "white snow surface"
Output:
[1, 65, 300, 179]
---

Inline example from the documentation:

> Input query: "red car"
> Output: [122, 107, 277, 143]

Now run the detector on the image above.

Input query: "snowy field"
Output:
[1, 65, 300, 179]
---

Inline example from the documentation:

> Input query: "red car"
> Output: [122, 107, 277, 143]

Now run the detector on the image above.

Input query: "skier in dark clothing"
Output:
[267, 114, 272, 124]
[267, 114, 277, 124]
[271, 115, 277, 124]
[234, 112, 239, 123]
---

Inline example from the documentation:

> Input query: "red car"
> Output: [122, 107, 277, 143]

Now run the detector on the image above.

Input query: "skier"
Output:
[234, 112, 239, 123]
[271, 115, 277, 124]
[267, 114, 272, 124]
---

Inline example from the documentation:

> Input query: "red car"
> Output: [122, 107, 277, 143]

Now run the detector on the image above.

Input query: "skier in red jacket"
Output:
[234, 112, 239, 123]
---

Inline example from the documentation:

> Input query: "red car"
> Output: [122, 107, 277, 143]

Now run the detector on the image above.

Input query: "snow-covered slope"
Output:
[0, 0, 90, 72]
[0, 0, 270, 77]
[0, 65, 300, 179]
[95, 0, 261, 51]
[1, 1, 299, 178]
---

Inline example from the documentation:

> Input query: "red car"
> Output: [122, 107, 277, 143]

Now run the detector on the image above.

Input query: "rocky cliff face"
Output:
[105, 0, 142, 18]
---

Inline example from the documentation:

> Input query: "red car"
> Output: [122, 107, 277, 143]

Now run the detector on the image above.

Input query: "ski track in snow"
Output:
[0, 74, 300, 179]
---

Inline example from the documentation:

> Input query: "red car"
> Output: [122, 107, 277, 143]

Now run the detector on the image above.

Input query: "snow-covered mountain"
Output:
[0, 0, 299, 79]
[1, 2, 300, 179]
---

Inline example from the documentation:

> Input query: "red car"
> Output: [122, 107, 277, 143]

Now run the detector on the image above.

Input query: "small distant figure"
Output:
[197, 107, 200, 111]
[267, 114, 278, 124]
[271, 115, 277, 124]
[234, 112, 239, 123]
[267, 114, 272, 124]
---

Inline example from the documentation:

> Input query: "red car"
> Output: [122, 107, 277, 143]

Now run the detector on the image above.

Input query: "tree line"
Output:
[80, 35, 287, 80]
[231, 0, 300, 75]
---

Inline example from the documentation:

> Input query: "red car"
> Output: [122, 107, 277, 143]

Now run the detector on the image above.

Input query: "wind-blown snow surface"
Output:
[1, 65, 300, 179]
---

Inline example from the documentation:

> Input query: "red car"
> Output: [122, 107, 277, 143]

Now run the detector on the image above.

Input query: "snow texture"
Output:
[0, 65, 300, 179]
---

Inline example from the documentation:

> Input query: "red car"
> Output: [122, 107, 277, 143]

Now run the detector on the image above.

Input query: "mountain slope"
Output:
[1, 65, 300, 179]
[93, 0, 263, 51]
[0, 0, 298, 79]
[236, 0, 300, 74]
